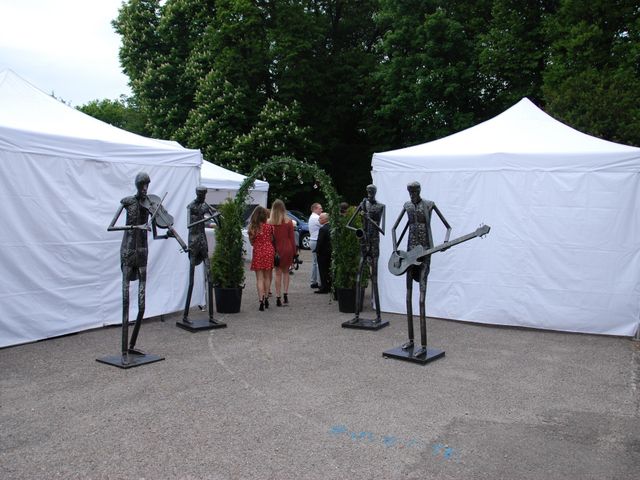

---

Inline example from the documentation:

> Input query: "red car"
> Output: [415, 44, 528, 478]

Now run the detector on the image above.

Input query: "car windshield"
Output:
[288, 210, 308, 223]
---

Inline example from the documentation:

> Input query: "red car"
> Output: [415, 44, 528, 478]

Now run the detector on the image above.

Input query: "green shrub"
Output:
[332, 205, 368, 289]
[211, 198, 245, 288]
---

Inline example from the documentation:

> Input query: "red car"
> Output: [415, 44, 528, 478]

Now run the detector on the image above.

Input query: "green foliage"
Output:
[226, 99, 318, 201]
[113, 0, 640, 198]
[211, 198, 245, 288]
[331, 206, 368, 290]
[370, 0, 490, 149]
[77, 96, 148, 135]
[478, 0, 556, 110]
[542, 0, 640, 145]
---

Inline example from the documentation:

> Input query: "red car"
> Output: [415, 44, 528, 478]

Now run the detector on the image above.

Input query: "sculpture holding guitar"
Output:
[382, 181, 490, 364]
[388, 224, 490, 276]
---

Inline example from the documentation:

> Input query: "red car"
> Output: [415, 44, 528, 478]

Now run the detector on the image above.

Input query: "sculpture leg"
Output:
[350, 256, 366, 323]
[371, 256, 381, 323]
[204, 258, 216, 322]
[121, 277, 130, 358]
[182, 264, 196, 324]
[129, 267, 146, 354]
[414, 265, 429, 357]
[402, 272, 414, 350]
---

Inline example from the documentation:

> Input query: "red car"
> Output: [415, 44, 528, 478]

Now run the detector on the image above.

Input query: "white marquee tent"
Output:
[372, 98, 640, 336]
[0, 70, 205, 348]
[200, 160, 269, 207]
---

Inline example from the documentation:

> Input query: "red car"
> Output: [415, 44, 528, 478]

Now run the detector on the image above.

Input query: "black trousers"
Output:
[317, 255, 331, 290]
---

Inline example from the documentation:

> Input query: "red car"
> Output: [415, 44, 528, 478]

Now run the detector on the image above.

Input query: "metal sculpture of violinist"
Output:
[176, 186, 227, 331]
[383, 181, 490, 364]
[343, 184, 389, 330]
[97, 172, 189, 368]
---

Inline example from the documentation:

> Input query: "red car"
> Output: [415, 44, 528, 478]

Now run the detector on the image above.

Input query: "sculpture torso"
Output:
[187, 200, 211, 265]
[120, 195, 150, 267]
[404, 199, 434, 250]
[363, 199, 384, 258]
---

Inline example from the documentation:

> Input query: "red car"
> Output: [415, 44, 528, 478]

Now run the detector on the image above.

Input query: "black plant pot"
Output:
[336, 287, 365, 313]
[214, 286, 243, 314]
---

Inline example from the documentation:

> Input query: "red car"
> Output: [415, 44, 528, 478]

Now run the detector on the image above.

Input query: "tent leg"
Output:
[633, 323, 640, 342]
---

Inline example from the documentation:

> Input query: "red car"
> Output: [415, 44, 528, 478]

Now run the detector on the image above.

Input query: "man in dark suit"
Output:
[315, 213, 331, 293]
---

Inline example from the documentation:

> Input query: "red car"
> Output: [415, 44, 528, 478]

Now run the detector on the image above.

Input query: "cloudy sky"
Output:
[0, 0, 131, 106]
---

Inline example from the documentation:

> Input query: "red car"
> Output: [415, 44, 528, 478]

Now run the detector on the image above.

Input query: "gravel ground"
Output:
[1, 249, 638, 479]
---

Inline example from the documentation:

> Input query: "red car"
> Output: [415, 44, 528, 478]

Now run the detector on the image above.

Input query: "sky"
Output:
[0, 0, 132, 106]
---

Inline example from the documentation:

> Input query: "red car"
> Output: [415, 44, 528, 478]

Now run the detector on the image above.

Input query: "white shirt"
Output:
[308, 212, 321, 241]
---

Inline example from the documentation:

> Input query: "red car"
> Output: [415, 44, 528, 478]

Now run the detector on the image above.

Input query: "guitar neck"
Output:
[423, 230, 483, 257]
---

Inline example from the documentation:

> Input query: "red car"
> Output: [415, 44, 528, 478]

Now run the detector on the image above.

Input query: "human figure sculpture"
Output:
[391, 181, 451, 357]
[182, 186, 221, 325]
[107, 172, 188, 364]
[346, 184, 385, 324]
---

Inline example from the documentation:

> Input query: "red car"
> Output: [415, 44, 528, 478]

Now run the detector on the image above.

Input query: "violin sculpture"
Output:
[101, 172, 188, 368]
[141, 193, 189, 252]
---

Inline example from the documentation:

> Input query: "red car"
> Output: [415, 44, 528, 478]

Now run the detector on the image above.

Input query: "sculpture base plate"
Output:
[382, 345, 445, 365]
[176, 318, 227, 332]
[342, 318, 389, 331]
[96, 353, 164, 369]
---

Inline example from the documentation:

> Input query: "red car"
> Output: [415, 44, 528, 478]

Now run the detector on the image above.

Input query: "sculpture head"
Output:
[196, 186, 207, 202]
[135, 171, 150, 198]
[407, 181, 421, 204]
[366, 184, 377, 201]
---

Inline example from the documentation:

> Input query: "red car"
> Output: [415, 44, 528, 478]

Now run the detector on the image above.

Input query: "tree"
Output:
[478, 0, 558, 113]
[226, 98, 318, 201]
[77, 97, 147, 135]
[543, 0, 640, 145]
[370, 0, 491, 150]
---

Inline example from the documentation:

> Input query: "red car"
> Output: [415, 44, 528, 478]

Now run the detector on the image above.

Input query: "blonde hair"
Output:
[248, 206, 268, 243]
[269, 199, 287, 226]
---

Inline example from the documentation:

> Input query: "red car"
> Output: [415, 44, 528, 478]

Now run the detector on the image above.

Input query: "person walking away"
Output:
[308, 202, 323, 288]
[248, 206, 275, 311]
[269, 199, 297, 306]
[315, 212, 331, 293]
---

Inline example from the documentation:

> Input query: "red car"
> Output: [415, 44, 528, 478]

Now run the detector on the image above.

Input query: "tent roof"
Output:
[200, 160, 269, 192]
[0, 69, 201, 166]
[372, 98, 640, 172]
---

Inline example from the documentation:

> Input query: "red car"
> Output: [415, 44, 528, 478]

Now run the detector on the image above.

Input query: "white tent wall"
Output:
[0, 70, 204, 347]
[0, 148, 202, 348]
[372, 99, 640, 336]
[200, 160, 269, 207]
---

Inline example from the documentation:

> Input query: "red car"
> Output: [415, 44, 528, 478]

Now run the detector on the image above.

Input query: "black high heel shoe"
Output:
[259, 299, 265, 311]
[283, 293, 288, 304]
[264, 297, 269, 309]
[276, 296, 282, 307]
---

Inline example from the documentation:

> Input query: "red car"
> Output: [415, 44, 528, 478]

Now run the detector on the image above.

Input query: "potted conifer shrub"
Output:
[211, 198, 245, 313]
[332, 205, 367, 313]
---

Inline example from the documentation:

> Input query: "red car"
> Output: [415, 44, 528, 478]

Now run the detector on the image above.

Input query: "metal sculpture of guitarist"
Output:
[388, 181, 451, 359]
[179, 186, 226, 331]
[101, 171, 189, 368]
[344, 184, 388, 329]
[386, 181, 490, 362]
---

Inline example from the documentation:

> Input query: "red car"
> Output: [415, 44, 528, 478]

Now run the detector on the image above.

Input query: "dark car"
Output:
[287, 210, 310, 249]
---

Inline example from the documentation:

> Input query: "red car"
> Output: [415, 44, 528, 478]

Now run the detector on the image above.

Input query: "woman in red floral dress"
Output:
[248, 206, 275, 311]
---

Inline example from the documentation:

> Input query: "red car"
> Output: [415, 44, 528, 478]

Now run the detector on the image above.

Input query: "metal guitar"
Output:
[388, 224, 490, 276]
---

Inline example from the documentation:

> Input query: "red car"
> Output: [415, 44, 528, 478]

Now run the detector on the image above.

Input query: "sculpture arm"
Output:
[345, 203, 362, 232]
[391, 208, 407, 251]
[433, 204, 452, 243]
[107, 205, 148, 231]
[370, 204, 385, 235]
